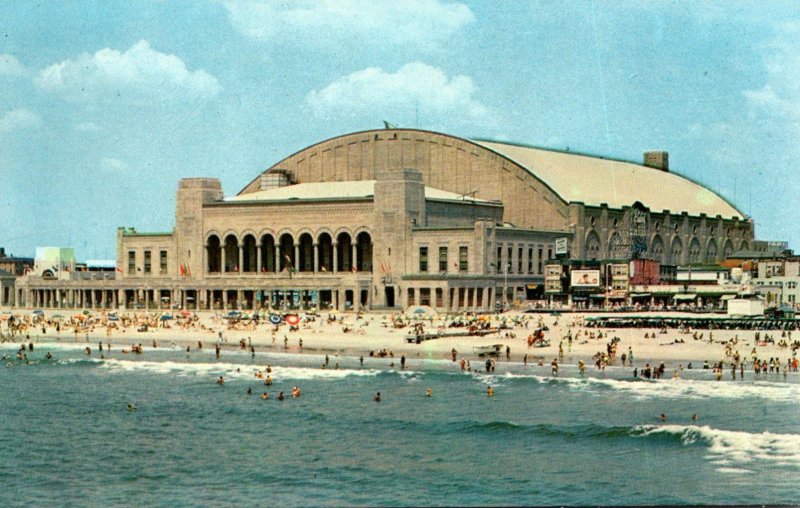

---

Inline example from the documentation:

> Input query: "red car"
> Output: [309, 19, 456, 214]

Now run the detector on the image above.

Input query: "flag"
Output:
[383, 120, 397, 129]
[116, 266, 122, 273]
[179, 263, 186, 277]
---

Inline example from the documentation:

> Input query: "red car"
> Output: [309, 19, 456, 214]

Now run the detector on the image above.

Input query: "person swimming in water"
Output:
[264, 375, 272, 386]
[277, 391, 285, 400]
[373, 392, 381, 402]
[216, 376, 225, 385]
[291, 386, 301, 398]
[659, 413, 667, 422]
[486, 386, 494, 397]
[425, 387, 432, 397]
[247, 387, 252, 395]
[127, 403, 137, 412]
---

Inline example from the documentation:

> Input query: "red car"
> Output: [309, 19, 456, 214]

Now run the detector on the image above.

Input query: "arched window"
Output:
[206, 235, 221, 273]
[279, 233, 295, 272]
[356, 231, 372, 272]
[317, 233, 333, 272]
[670, 238, 683, 265]
[336, 232, 353, 272]
[585, 231, 601, 261]
[689, 238, 701, 263]
[223, 234, 238, 272]
[651, 236, 665, 263]
[242, 234, 257, 273]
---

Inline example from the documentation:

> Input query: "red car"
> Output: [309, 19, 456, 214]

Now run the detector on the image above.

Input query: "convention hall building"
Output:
[15, 128, 754, 312]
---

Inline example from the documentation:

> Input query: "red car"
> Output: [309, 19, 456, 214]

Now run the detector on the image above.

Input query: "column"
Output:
[113, 290, 118, 309]
[352, 243, 358, 272]
[333, 243, 338, 274]
[315, 288, 320, 310]
[443, 286, 450, 311]
[222, 290, 228, 310]
[144, 290, 149, 310]
[237, 289, 244, 310]
[282, 289, 288, 309]
[238, 244, 244, 274]
[294, 244, 300, 273]
[203, 245, 208, 275]
[274, 245, 280, 273]
[313, 244, 319, 274]
[221, 248, 226, 274]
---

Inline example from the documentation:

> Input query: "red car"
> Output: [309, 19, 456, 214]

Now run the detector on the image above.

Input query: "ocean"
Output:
[1, 341, 798, 506]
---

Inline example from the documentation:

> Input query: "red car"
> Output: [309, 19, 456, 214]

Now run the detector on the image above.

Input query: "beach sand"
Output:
[2, 308, 795, 369]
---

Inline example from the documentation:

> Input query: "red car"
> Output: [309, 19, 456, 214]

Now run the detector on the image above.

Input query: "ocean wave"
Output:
[633, 424, 800, 468]
[498, 371, 800, 402]
[91, 358, 416, 381]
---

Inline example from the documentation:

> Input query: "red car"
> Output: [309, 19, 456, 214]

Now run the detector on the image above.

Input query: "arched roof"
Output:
[473, 139, 743, 219]
[238, 128, 744, 222]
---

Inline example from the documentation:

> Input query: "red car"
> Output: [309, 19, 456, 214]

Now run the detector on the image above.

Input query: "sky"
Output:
[1, 0, 799, 260]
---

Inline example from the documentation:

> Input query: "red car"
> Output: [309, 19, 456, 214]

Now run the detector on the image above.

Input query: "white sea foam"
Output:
[635, 424, 800, 469]
[95, 358, 413, 381]
[500, 371, 800, 402]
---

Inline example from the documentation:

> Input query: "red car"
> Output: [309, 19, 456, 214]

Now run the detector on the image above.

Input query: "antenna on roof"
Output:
[459, 190, 478, 201]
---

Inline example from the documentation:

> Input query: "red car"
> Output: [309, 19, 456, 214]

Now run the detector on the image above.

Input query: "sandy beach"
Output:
[2, 308, 796, 370]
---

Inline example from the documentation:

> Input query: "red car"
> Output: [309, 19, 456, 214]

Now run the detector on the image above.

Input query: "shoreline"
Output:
[2, 308, 796, 369]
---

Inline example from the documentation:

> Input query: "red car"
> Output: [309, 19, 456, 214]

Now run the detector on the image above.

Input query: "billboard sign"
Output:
[570, 269, 600, 288]
[555, 237, 568, 255]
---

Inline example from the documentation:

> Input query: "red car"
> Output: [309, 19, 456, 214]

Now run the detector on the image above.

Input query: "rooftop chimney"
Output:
[643, 151, 669, 172]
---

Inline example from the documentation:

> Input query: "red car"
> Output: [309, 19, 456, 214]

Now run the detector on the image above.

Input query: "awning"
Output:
[607, 294, 627, 299]
[720, 294, 737, 300]
[631, 293, 651, 298]
[673, 293, 697, 301]
[590, 294, 606, 299]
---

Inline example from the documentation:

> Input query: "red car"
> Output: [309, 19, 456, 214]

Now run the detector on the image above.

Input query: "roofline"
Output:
[236, 128, 570, 207]
[474, 137, 747, 219]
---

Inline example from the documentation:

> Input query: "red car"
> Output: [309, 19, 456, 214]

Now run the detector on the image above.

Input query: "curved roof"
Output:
[227, 180, 491, 203]
[473, 139, 743, 219]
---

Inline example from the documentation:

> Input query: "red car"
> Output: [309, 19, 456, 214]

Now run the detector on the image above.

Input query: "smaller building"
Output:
[33, 247, 76, 280]
[0, 269, 15, 306]
[0, 247, 33, 276]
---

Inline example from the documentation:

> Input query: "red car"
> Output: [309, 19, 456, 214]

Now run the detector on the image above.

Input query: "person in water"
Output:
[486, 386, 494, 397]
[264, 375, 272, 386]
[278, 391, 285, 400]
[216, 376, 225, 385]
[425, 387, 432, 397]
[291, 386, 301, 398]
[127, 403, 137, 412]
[373, 392, 381, 402]
[261, 392, 270, 400]
[247, 387, 252, 395]
[659, 413, 667, 422]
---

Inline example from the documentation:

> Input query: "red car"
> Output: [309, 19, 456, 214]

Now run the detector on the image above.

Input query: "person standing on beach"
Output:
[400, 355, 406, 369]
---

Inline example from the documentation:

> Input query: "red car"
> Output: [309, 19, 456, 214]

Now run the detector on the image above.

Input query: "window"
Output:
[407, 288, 415, 306]
[459, 246, 468, 272]
[496, 246, 502, 273]
[527, 247, 534, 274]
[439, 246, 448, 272]
[547, 246, 553, 262]
[128, 251, 136, 273]
[419, 288, 431, 306]
[537, 247, 543, 274]
[419, 247, 428, 272]
[143, 251, 151, 274]
[160, 251, 168, 274]
[517, 247, 523, 273]
[507, 247, 513, 273]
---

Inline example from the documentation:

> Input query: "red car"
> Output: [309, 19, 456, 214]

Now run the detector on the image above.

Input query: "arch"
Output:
[298, 232, 314, 272]
[723, 239, 734, 258]
[314, 227, 335, 239]
[669, 236, 683, 265]
[334, 226, 353, 239]
[242, 234, 257, 273]
[356, 231, 373, 272]
[739, 240, 749, 252]
[223, 234, 239, 272]
[706, 238, 719, 261]
[205, 230, 223, 244]
[585, 230, 601, 261]
[259, 233, 276, 272]
[650, 235, 665, 264]
[317, 232, 334, 272]
[278, 233, 295, 272]
[336, 232, 353, 272]
[206, 234, 221, 273]
[353, 226, 373, 238]
[688, 237, 701, 263]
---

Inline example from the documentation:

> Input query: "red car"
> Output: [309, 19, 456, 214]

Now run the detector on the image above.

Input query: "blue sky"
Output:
[1, 0, 799, 259]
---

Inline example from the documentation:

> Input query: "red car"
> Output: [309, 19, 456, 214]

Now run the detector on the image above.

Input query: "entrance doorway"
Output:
[385, 287, 395, 308]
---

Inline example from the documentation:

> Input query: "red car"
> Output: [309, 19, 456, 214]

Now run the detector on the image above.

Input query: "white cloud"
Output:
[0, 108, 40, 132]
[743, 23, 800, 122]
[100, 158, 129, 172]
[74, 122, 102, 132]
[306, 62, 490, 125]
[0, 54, 27, 76]
[222, 0, 473, 51]
[35, 40, 220, 101]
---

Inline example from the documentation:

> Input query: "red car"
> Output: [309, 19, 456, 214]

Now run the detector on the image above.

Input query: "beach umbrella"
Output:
[51, 314, 64, 320]
[179, 310, 192, 317]
[225, 310, 241, 319]
[159, 314, 173, 321]
[82, 310, 90, 316]
[108, 314, 119, 322]
[32, 309, 44, 315]
[269, 314, 282, 325]
[285, 314, 300, 326]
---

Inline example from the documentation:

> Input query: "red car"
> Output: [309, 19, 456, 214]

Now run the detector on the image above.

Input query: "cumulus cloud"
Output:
[34, 40, 220, 101]
[0, 54, 27, 76]
[222, 0, 473, 51]
[306, 62, 490, 125]
[0, 108, 40, 132]
[743, 23, 800, 122]
[100, 157, 129, 172]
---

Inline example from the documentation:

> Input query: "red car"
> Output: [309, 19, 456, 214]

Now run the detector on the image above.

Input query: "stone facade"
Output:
[14, 128, 754, 311]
